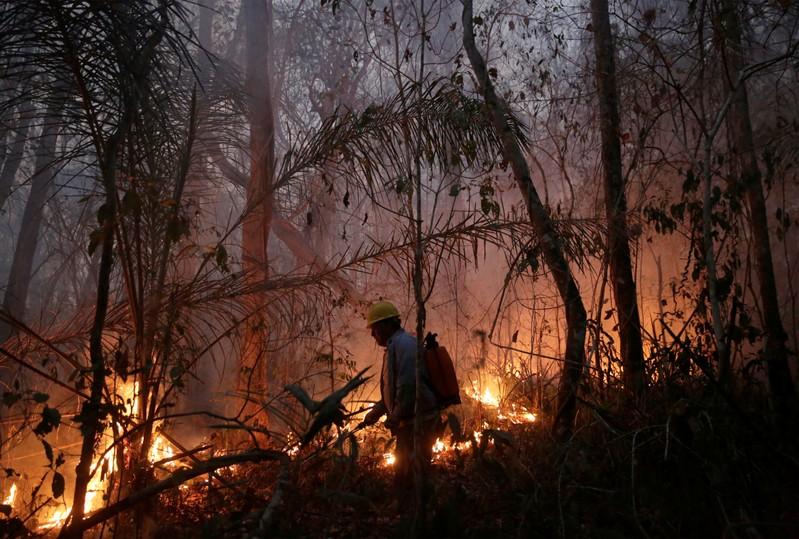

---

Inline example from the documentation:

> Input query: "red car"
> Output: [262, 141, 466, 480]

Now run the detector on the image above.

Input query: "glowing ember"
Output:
[382, 452, 396, 467]
[3, 483, 16, 507]
[284, 432, 301, 457]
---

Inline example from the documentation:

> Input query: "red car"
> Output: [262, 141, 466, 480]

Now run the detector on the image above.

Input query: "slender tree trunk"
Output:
[589, 0, 646, 397]
[178, 0, 217, 422]
[0, 100, 34, 212]
[239, 0, 275, 426]
[719, 0, 798, 420]
[138, 93, 197, 463]
[59, 3, 168, 533]
[0, 94, 65, 343]
[412, 5, 428, 535]
[462, 0, 587, 441]
[60, 135, 121, 539]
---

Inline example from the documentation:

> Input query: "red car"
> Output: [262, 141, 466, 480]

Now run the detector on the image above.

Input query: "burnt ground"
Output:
[152, 397, 799, 539]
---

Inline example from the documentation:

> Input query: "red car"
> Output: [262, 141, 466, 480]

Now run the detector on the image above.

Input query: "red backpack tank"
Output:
[424, 332, 461, 407]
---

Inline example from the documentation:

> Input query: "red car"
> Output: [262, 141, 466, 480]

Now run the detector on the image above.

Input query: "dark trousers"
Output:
[391, 415, 441, 497]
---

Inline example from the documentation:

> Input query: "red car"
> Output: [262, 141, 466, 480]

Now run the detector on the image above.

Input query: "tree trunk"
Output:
[719, 0, 798, 421]
[0, 100, 34, 212]
[589, 0, 646, 397]
[60, 132, 122, 539]
[0, 94, 65, 343]
[239, 0, 275, 426]
[462, 0, 587, 441]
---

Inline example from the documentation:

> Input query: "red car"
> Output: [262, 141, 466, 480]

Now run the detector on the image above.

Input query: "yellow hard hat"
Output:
[366, 301, 400, 328]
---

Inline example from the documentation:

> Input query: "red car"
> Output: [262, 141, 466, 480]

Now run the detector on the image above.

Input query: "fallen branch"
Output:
[64, 449, 287, 535]
[155, 428, 244, 495]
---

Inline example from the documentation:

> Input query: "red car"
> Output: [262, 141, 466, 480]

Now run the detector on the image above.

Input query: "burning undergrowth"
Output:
[150, 386, 798, 539]
[137, 380, 543, 538]
[0, 344, 543, 538]
[2, 362, 796, 538]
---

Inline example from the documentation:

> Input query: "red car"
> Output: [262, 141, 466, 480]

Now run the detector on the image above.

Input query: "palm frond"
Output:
[273, 79, 528, 194]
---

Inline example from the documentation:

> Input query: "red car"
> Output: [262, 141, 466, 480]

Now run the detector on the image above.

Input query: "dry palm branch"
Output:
[211, 78, 527, 199]
[284, 367, 372, 446]
[274, 79, 527, 192]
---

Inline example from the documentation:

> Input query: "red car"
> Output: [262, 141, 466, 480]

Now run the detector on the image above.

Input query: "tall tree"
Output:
[239, 0, 276, 425]
[0, 97, 33, 212]
[589, 0, 646, 396]
[53, 1, 180, 534]
[463, 0, 587, 440]
[0, 90, 65, 343]
[718, 0, 798, 421]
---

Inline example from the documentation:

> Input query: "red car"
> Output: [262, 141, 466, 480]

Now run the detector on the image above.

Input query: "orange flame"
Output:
[3, 483, 16, 507]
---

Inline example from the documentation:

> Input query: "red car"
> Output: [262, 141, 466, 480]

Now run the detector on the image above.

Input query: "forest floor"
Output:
[150, 388, 798, 539]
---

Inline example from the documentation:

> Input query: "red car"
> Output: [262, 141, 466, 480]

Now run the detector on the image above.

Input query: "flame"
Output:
[432, 438, 446, 453]
[3, 483, 16, 507]
[39, 507, 70, 530]
[468, 383, 500, 407]
[497, 403, 537, 424]
[36, 380, 140, 530]
[124, 381, 140, 418]
[382, 452, 396, 467]
[31, 380, 198, 531]
[432, 437, 472, 457]
[467, 381, 537, 424]
[148, 432, 176, 465]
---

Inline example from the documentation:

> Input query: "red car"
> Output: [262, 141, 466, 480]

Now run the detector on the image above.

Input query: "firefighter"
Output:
[359, 301, 441, 493]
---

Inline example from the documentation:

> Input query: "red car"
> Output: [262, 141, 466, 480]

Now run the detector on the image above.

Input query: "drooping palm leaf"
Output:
[273, 79, 528, 194]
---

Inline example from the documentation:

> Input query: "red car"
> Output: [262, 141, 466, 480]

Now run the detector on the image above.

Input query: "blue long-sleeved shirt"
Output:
[380, 328, 438, 422]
